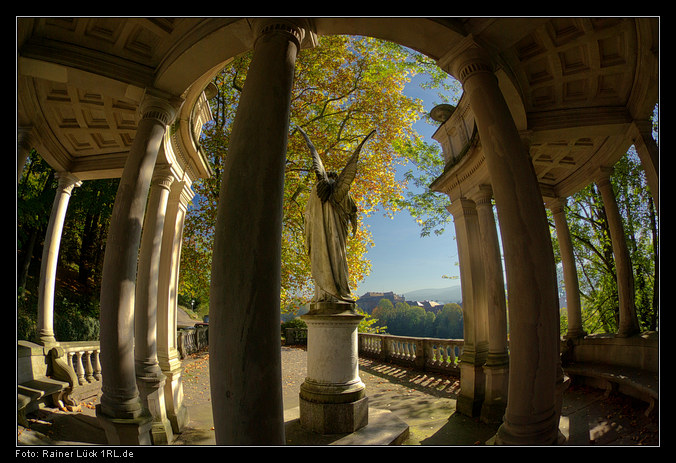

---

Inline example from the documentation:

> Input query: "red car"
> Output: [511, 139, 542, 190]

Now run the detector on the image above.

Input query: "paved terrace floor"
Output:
[17, 346, 659, 447]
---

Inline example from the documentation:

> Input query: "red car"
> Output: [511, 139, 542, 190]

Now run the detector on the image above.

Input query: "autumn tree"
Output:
[180, 35, 449, 313]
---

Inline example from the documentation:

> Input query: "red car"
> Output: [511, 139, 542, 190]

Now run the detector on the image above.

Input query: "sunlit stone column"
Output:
[440, 38, 561, 445]
[36, 172, 81, 345]
[548, 197, 585, 339]
[157, 179, 193, 433]
[470, 185, 509, 423]
[595, 168, 640, 337]
[97, 93, 178, 445]
[209, 19, 310, 445]
[630, 120, 658, 213]
[447, 197, 488, 418]
[135, 168, 174, 444]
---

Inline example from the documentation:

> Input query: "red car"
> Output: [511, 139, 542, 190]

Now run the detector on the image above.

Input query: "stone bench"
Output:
[18, 377, 70, 425]
[563, 362, 658, 416]
[561, 332, 658, 417]
[17, 341, 79, 426]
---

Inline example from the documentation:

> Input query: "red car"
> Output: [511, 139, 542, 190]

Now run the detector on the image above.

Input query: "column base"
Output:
[96, 404, 153, 445]
[136, 370, 175, 444]
[299, 395, 369, 435]
[150, 418, 175, 445]
[160, 355, 189, 433]
[494, 409, 560, 446]
[481, 361, 508, 424]
[456, 362, 486, 417]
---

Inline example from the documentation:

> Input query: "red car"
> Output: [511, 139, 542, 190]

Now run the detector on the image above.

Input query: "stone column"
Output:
[157, 179, 193, 433]
[470, 185, 509, 423]
[97, 94, 177, 445]
[209, 19, 308, 445]
[447, 198, 488, 418]
[440, 38, 561, 445]
[595, 168, 640, 337]
[548, 197, 585, 339]
[629, 120, 658, 213]
[134, 168, 174, 444]
[36, 172, 81, 345]
[300, 304, 367, 434]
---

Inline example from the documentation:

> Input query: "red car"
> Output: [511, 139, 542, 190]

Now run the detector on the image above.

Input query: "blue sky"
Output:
[355, 74, 461, 296]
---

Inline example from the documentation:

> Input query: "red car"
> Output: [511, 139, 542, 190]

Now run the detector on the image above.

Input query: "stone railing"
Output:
[59, 341, 103, 403]
[60, 341, 102, 385]
[358, 333, 464, 376]
[177, 324, 209, 358]
[284, 327, 308, 345]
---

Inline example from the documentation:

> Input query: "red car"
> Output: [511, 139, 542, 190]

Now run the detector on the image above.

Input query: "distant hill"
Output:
[403, 285, 462, 304]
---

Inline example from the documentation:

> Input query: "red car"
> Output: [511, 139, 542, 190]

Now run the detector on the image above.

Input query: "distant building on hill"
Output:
[356, 291, 445, 314]
[406, 299, 443, 313]
[356, 291, 405, 314]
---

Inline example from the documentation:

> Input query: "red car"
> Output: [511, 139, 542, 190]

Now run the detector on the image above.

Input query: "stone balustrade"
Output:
[177, 324, 209, 358]
[58, 341, 103, 403]
[59, 341, 102, 386]
[358, 333, 464, 376]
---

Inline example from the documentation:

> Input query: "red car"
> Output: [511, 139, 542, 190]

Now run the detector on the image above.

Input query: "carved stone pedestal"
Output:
[96, 405, 153, 445]
[299, 302, 368, 434]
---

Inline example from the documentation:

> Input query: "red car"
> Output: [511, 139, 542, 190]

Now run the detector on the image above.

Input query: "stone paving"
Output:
[17, 346, 659, 446]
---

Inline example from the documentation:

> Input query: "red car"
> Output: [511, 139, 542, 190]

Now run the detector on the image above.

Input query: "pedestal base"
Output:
[96, 405, 153, 445]
[300, 301, 368, 434]
[299, 396, 369, 434]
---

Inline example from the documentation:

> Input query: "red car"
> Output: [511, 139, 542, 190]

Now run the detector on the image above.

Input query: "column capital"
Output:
[139, 94, 180, 126]
[437, 35, 494, 83]
[446, 197, 477, 218]
[594, 166, 614, 186]
[55, 171, 82, 193]
[468, 184, 494, 207]
[151, 168, 175, 191]
[251, 18, 316, 50]
[18, 125, 38, 150]
[546, 196, 568, 214]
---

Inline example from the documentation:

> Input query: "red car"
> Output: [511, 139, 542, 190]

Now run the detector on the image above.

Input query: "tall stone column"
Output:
[595, 168, 640, 337]
[629, 120, 658, 213]
[135, 168, 174, 444]
[157, 179, 193, 433]
[209, 19, 308, 445]
[447, 198, 488, 418]
[97, 94, 178, 445]
[548, 197, 585, 339]
[440, 38, 561, 445]
[36, 172, 81, 345]
[470, 185, 509, 423]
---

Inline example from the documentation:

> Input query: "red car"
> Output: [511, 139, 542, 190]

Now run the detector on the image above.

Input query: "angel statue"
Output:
[297, 127, 376, 306]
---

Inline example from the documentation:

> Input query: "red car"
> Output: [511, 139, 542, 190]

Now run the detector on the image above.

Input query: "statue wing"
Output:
[297, 127, 327, 181]
[333, 130, 376, 203]
[298, 127, 335, 202]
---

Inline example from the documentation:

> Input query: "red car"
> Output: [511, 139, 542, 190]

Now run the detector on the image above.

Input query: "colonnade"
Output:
[19, 93, 198, 445]
[435, 37, 651, 444]
[19, 19, 655, 446]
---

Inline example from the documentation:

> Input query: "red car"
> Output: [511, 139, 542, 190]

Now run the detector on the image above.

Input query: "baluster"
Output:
[84, 350, 95, 383]
[92, 349, 102, 381]
[74, 351, 86, 385]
